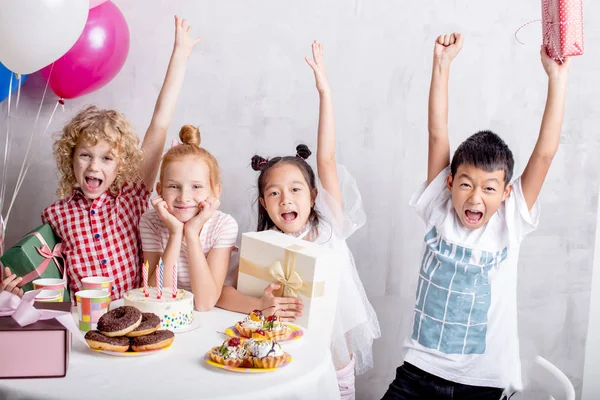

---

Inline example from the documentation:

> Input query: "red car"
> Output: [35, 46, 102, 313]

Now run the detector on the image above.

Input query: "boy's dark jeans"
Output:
[381, 363, 506, 400]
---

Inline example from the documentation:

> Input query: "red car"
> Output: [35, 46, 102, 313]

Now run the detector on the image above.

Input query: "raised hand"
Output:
[140, 16, 202, 189]
[173, 15, 202, 58]
[541, 45, 570, 81]
[184, 197, 220, 238]
[433, 33, 464, 67]
[151, 196, 184, 234]
[305, 40, 330, 95]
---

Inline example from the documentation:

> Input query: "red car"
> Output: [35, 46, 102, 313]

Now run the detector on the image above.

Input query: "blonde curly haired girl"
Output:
[53, 106, 142, 199]
[40, 16, 202, 300]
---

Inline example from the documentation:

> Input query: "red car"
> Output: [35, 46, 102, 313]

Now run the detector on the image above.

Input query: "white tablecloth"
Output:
[0, 307, 341, 400]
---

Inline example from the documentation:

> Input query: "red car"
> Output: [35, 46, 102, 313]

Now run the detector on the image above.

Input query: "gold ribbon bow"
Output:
[239, 244, 325, 298]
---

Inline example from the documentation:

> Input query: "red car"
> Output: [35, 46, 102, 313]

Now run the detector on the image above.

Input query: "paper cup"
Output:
[81, 276, 114, 297]
[32, 278, 66, 299]
[75, 289, 110, 332]
[35, 289, 63, 302]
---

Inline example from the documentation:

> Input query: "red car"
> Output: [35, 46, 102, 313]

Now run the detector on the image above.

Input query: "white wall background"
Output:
[1, 1, 599, 399]
[582, 185, 600, 400]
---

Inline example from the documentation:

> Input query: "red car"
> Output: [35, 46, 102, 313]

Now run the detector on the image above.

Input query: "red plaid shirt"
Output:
[42, 181, 151, 300]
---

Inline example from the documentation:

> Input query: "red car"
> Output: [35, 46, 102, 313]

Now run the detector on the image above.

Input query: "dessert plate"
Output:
[92, 343, 172, 357]
[203, 352, 292, 373]
[224, 324, 303, 342]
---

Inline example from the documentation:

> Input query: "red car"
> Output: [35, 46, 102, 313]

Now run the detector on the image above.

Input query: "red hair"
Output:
[159, 125, 220, 192]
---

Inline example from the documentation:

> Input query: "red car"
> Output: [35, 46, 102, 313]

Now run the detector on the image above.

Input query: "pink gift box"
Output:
[0, 302, 71, 379]
[542, 0, 584, 60]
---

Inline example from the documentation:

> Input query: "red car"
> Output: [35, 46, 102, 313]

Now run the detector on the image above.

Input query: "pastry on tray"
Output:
[209, 337, 249, 368]
[234, 308, 292, 340]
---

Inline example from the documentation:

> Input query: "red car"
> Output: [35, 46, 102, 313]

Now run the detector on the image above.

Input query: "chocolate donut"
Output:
[125, 313, 161, 337]
[131, 330, 175, 352]
[98, 306, 142, 337]
[85, 330, 130, 352]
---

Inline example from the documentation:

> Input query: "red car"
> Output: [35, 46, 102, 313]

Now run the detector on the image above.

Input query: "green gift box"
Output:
[0, 223, 69, 302]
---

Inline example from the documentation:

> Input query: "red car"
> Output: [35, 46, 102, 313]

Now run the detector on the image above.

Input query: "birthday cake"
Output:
[123, 288, 194, 331]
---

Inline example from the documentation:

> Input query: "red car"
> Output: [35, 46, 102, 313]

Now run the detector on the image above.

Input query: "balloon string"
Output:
[4, 64, 53, 228]
[0, 74, 13, 218]
[4, 78, 57, 227]
[5, 100, 59, 225]
[15, 74, 22, 110]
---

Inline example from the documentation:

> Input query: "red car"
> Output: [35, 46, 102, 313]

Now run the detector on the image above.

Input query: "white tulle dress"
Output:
[275, 165, 381, 375]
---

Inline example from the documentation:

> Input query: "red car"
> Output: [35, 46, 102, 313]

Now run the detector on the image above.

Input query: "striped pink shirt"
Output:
[139, 209, 238, 290]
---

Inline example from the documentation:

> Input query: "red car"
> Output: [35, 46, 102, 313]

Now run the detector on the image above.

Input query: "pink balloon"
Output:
[89, 0, 108, 9]
[41, 1, 129, 99]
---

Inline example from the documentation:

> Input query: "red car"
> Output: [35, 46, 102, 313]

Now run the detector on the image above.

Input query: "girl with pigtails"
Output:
[217, 41, 380, 399]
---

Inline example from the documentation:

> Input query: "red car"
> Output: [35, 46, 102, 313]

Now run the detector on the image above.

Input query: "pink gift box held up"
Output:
[542, 0, 584, 60]
[0, 302, 71, 379]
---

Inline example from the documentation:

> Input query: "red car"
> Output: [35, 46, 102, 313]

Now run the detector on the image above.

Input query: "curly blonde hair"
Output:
[159, 124, 221, 193]
[53, 105, 143, 199]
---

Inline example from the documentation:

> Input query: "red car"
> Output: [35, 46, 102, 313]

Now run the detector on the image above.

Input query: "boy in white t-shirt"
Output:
[382, 33, 570, 399]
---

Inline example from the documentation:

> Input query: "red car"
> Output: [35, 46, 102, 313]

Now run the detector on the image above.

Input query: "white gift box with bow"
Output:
[237, 231, 341, 342]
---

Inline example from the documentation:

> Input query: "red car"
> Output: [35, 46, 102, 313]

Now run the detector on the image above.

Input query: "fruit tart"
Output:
[244, 337, 288, 369]
[234, 307, 270, 337]
[209, 337, 249, 368]
[261, 313, 292, 341]
[235, 307, 292, 340]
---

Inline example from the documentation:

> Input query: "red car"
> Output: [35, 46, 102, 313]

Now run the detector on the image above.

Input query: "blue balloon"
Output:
[0, 62, 27, 103]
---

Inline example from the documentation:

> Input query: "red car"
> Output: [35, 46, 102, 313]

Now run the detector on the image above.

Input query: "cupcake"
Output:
[244, 338, 288, 369]
[209, 337, 249, 368]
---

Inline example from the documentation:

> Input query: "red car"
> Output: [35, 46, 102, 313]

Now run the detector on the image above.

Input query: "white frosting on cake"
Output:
[124, 287, 194, 331]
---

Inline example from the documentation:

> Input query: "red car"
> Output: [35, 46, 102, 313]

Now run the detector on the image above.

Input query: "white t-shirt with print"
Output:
[140, 209, 239, 291]
[403, 167, 540, 390]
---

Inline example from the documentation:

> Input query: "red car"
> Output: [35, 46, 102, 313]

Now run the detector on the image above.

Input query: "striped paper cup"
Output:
[32, 278, 66, 300]
[81, 276, 113, 297]
[35, 289, 63, 302]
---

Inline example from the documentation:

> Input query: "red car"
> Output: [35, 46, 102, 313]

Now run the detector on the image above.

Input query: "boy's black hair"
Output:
[450, 130, 514, 185]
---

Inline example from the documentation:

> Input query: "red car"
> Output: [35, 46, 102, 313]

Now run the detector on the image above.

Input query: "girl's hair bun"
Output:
[251, 155, 268, 171]
[179, 124, 201, 147]
[296, 144, 312, 160]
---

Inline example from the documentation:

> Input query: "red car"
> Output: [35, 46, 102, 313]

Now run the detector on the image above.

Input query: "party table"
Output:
[0, 306, 341, 400]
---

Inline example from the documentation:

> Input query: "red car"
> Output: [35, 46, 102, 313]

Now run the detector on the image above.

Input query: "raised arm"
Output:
[520, 47, 570, 210]
[427, 33, 463, 184]
[140, 16, 201, 189]
[305, 41, 341, 206]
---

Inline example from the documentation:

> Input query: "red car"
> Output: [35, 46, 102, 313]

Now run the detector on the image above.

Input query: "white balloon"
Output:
[0, 0, 88, 74]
